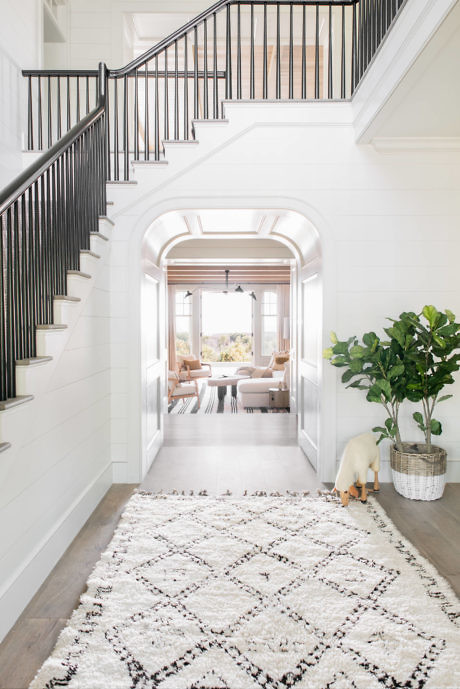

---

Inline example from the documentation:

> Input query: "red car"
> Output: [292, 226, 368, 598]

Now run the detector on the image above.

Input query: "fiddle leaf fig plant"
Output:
[384, 306, 460, 452]
[323, 331, 405, 450]
[324, 305, 460, 454]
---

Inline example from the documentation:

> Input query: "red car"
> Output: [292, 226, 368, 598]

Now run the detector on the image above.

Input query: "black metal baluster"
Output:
[184, 34, 189, 138]
[226, 4, 232, 99]
[57, 76, 61, 140]
[6, 207, 15, 397]
[47, 76, 52, 147]
[66, 75, 71, 131]
[34, 181, 43, 326]
[123, 74, 129, 180]
[0, 215, 6, 398]
[301, 5, 306, 98]
[263, 3, 268, 99]
[134, 68, 139, 158]
[27, 76, 33, 150]
[289, 4, 294, 99]
[13, 202, 23, 360]
[352, 2, 357, 93]
[194, 26, 199, 118]
[213, 14, 218, 117]
[145, 63, 150, 159]
[86, 76, 90, 114]
[237, 3, 242, 99]
[155, 54, 160, 160]
[76, 75, 80, 123]
[341, 5, 346, 98]
[174, 41, 179, 137]
[250, 4, 255, 99]
[276, 3, 281, 99]
[38, 76, 43, 150]
[114, 77, 119, 179]
[164, 48, 170, 139]
[315, 5, 320, 99]
[20, 195, 29, 358]
[27, 187, 36, 354]
[203, 19, 209, 118]
[328, 6, 333, 98]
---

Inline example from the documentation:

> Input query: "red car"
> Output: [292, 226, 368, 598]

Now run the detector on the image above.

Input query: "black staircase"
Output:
[0, 0, 406, 406]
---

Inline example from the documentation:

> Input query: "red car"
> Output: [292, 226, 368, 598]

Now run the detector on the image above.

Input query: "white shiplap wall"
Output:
[0, 223, 112, 642]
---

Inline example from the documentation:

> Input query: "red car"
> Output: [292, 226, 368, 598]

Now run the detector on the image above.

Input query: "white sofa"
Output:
[237, 363, 289, 408]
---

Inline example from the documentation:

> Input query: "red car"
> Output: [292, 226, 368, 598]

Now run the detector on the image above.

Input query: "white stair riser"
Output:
[36, 329, 68, 358]
[191, 122, 230, 147]
[53, 300, 80, 326]
[161, 144, 200, 167]
[66, 275, 93, 301]
[16, 363, 53, 396]
[90, 235, 109, 254]
[80, 254, 99, 275]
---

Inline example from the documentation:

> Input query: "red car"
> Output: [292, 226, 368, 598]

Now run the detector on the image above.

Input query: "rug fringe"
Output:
[136, 488, 316, 497]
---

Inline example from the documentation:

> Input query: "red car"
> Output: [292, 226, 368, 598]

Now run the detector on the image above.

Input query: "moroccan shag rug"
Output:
[29, 493, 459, 689]
[168, 382, 289, 414]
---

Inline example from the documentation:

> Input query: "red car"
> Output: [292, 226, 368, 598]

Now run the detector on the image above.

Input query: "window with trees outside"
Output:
[201, 291, 252, 362]
[175, 290, 192, 356]
[261, 290, 278, 357]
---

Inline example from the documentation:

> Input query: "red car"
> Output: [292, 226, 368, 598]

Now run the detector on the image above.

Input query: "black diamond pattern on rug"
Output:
[29, 494, 460, 689]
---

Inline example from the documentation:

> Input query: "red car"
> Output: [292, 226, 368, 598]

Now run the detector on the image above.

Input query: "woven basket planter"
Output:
[390, 443, 447, 501]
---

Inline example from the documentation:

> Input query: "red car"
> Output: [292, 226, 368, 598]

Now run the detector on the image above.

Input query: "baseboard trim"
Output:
[0, 461, 113, 642]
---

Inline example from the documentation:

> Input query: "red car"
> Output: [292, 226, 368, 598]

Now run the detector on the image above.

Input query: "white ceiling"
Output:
[366, 1, 460, 140]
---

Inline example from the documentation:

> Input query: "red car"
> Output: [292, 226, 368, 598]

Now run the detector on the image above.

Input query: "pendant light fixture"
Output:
[183, 268, 254, 297]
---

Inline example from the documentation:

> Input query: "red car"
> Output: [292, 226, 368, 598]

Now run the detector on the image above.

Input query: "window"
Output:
[201, 291, 253, 362]
[261, 291, 278, 357]
[175, 290, 192, 356]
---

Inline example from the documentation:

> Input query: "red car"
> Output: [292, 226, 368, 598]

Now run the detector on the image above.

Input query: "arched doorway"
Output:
[123, 200, 336, 485]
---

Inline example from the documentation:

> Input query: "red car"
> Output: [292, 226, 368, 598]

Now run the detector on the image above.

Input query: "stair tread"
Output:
[0, 442, 11, 453]
[67, 270, 91, 279]
[192, 119, 229, 125]
[99, 215, 115, 226]
[163, 139, 199, 145]
[106, 180, 137, 185]
[81, 250, 101, 259]
[16, 356, 53, 366]
[0, 395, 34, 411]
[90, 231, 109, 241]
[36, 323, 67, 330]
[131, 160, 168, 166]
[54, 295, 81, 302]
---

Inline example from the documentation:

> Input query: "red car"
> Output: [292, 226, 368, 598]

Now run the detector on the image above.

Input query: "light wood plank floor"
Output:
[0, 415, 458, 689]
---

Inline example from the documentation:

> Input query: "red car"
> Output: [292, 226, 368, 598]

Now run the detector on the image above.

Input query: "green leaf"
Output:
[330, 331, 338, 344]
[430, 419, 442, 436]
[413, 411, 424, 428]
[433, 334, 446, 348]
[372, 426, 387, 435]
[376, 379, 392, 401]
[322, 348, 333, 360]
[341, 369, 355, 383]
[363, 332, 378, 347]
[422, 305, 439, 329]
[438, 394, 453, 403]
[445, 309, 455, 323]
[333, 342, 350, 355]
[350, 345, 365, 359]
[387, 364, 404, 380]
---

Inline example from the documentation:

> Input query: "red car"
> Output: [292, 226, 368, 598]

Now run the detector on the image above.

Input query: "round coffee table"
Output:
[207, 374, 250, 400]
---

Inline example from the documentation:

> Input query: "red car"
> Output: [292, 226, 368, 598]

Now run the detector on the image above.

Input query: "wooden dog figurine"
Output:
[334, 432, 380, 506]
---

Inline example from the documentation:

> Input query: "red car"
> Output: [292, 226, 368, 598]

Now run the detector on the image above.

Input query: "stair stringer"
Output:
[0, 216, 115, 643]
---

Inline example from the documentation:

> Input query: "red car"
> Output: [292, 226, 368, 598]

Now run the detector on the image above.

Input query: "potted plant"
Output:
[324, 306, 460, 500]
[384, 307, 460, 499]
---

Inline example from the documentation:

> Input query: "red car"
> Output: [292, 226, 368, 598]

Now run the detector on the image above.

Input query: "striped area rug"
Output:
[168, 382, 289, 415]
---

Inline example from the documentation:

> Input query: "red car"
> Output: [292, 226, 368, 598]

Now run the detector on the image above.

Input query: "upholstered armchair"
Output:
[168, 370, 200, 408]
[177, 355, 212, 382]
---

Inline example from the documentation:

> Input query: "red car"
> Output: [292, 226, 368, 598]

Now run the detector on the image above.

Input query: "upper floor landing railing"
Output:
[23, 0, 406, 181]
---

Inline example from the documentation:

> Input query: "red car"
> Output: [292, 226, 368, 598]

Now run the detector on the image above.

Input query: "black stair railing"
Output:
[0, 63, 107, 403]
[23, 0, 405, 181]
